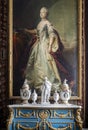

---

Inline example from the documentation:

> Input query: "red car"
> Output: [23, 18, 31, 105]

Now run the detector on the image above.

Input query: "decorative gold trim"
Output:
[75, 108, 83, 130]
[47, 122, 72, 130]
[17, 110, 35, 118]
[78, 0, 83, 100]
[39, 110, 50, 119]
[16, 120, 74, 130]
[50, 110, 53, 118]
[9, 0, 13, 97]
[54, 110, 72, 118]
[82, 0, 86, 124]
[16, 123, 39, 130]
[7, 108, 14, 130]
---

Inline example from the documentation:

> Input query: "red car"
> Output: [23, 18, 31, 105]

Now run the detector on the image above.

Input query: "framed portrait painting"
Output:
[9, 0, 85, 99]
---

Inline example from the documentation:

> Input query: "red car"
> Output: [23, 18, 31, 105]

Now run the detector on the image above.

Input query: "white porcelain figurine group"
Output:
[20, 77, 71, 104]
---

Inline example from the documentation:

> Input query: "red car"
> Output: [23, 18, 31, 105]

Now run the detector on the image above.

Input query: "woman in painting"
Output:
[25, 7, 73, 93]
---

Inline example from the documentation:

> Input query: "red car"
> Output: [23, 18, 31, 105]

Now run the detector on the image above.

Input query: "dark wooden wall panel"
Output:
[0, 0, 8, 127]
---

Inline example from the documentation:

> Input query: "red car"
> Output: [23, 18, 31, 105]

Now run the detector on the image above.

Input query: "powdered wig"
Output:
[40, 7, 49, 16]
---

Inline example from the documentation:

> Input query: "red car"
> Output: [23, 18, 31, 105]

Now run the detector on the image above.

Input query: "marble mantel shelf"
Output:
[8, 104, 82, 109]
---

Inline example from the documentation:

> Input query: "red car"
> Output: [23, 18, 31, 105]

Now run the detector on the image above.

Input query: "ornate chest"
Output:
[7, 104, 83, 130]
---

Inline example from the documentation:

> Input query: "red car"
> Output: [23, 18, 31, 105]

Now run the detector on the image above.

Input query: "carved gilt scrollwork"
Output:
[75, 108, 83, 130]
[16, 120, 72, 130]
[46, 122, 72, 130]
[54, 110, 71, 118]
[39, 110, 50, 119]
[16, 123, 39, 130]
[17, 109, 35, 118]
[7, 108, 14, 129]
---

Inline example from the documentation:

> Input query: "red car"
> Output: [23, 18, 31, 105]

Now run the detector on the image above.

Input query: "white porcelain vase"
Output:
[60, 90, 71, 104]
[31, 90, 37, 104]
[53, 90, 59, 104]
[20, 79, 31, 104]
[60, 79, 71, 104]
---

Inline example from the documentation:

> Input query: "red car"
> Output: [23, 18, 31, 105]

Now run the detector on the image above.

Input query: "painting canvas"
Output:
[9, 0, 84, 99]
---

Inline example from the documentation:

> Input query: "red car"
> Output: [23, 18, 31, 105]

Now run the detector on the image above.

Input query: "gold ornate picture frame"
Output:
[9, 0, 85, 100]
